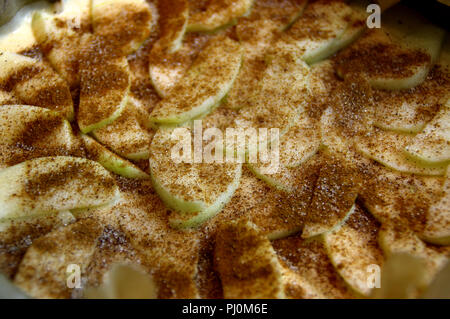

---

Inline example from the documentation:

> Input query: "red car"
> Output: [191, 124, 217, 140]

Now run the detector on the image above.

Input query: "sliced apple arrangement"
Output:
[0, 0, 449, 299]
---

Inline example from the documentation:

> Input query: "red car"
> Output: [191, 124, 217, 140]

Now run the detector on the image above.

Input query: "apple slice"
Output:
[355, 128, 447, 176]
[78, 56, 130, 133]
[302, 154, 361, 238]
[323, 204, 384, 296]
[152, 0, 188, 54]
[421, 166, 450, 245]
[336, 6, 446, 90]
[92, 98, 153, 161]
[405, 102, 450, 165]
[235, 41, 310, 136]
[0, 1, 53, 53]
[244, 156, 321, 239]
[187, 0, 254, 32]
[223, 19, 278, 110]
[0, 52, 74, 120]
[14, 217, 103, 298]
[149, 128, 242, 228]
[31, 0, 92, 88]
[378, 222, 448, 285]
[0, 211, 76, 278]
[0, 156, 119, 221]
[273, 235, 354, 298]
[91, 0, 156, 55]
[283, 0, 355, 65]
[247, 112, 320, 192]
[214, 219, 285, 298]
[150, 36, 242, 125]
[0, 105, 79, 169]
[81, 134, 149, 179]
[106, 179, 201, 298]
[149, 33, 211, 98]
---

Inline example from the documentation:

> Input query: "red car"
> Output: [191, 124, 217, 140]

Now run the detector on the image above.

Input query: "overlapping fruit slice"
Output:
[92, 98, 153, 161]
[152, 0, 189, 54]
[81, 134, 149, 179]
[421, 166, 450, 245]
[302, 154, 361, 238]
[149, 128, 242, 228]
[0, 211, 76, 278]
[0, 105, 79, 169]
[32, 0, 92, 88]
[0, 156, 119, 221]
[0, 1, 53, 53]
[78, 56, 131, 133]
[91, 0, 156, 55]
[355, 128, 447, 176]
[247, 112, 320, 192]
[273, 234, 353, 298]
[405, 101, 450, 165]
[335, 5, 446, 90]
[108, 179, 201, 298]
[282, 0, 365, 65]
[187, 0, 254, 32]
[323, 204, 384, 296]
[0, 52, 74, 119]
[235, 41, 310, 135]
[14, 217, 104, 298]
[150, 36, 242, 125]
[214, 220, 285, 298]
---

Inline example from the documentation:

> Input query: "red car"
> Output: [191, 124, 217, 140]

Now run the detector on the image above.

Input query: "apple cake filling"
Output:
[0, 0, 449, 299]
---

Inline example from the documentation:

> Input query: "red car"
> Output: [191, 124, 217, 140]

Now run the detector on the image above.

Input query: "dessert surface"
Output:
[0, 0, 449, 299]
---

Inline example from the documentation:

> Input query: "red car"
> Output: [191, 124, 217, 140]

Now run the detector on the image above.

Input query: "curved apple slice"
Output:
[14, 217, 103, 298]
[302, 154, 361, 238]
[235, 41, 310, 135]
[214, 219, 285, 299]
[150, 36, 242, 125]
[81, 134, 149, 179]
[0, 105, 79, 169]
[78, 57, 130, 133]
[153, 0, 188, 54]
[247, 112, 320, 192]
[273, 234, 354, 298]
[92, 0, 156, 55]
[149, 33, 211, 98]
[223, 20, 277, 110]
[405, 103, 450, 165]
[187, 0, 254, 32]
[336, 6, 446, 90]
[31, 0, 92, 88]
[356, 129, 447, 176]
[0, 52, 74, 120]
[421, 166, 450, 245]
[324, 204, 384, 296]
[149, 128, 242, 228]
[378, 222, 448, 285]
[0, 156, 120, 221]
[0, 1, 53, 53]
[0, 211, 76, 278]
[243, 157, 320, 239]
[283, 0, 354, 65]
[92, 98, 153, 160]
